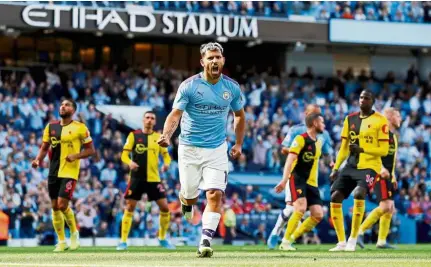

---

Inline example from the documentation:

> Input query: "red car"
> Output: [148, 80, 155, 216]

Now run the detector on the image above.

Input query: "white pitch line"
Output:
[0, 263, 183, 267]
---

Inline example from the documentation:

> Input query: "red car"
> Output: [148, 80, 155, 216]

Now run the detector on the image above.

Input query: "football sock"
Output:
[200, 211, 221, 244]
[350, 199, 365, 239]
[378, 212, 392, 244]
[330, 202, 346, 243]
[158, 211, 170, 240]
[52, 209, 66, 242]
[271, 205, 294, 236]
[62, 206, 78, 234]
[283, 211, 303, 241]
[359, 207, 384, 234]
[291, 216, 321, 242]
[121, 210, 134, 243]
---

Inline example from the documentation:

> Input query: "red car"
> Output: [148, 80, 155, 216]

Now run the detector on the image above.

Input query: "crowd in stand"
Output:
[12, 1, 431, 23]
[1, 58, 431, 243]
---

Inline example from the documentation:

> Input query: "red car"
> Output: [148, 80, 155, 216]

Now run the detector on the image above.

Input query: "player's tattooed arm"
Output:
[159, 109, 183, 147]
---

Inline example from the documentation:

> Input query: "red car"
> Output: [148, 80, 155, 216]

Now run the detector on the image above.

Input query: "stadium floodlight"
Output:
[216, 36, 228, 43]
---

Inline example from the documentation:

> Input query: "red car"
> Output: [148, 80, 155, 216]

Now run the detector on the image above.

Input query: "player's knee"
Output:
[352, 188, 366, 200]
[311, 210, 324, 221]
[330, 191, 344, 203]
[58, 202, 68, 211]
[379, 201, 391, 213]
[206, 190, 223, 203]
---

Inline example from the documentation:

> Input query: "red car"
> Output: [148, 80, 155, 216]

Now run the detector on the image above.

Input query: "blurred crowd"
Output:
[12, 1, 431, 23]
[0, 58, 431, 243]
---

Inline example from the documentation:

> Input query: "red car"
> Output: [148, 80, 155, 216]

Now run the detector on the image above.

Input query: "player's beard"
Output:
[59, 112, 72, 119]
[208, 64, 221, 79]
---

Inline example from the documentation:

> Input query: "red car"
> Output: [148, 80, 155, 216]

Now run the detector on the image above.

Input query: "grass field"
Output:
[1, 244, 431, 267]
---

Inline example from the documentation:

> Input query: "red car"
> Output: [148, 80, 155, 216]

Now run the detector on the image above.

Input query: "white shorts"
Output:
[178, 142, 228, 199]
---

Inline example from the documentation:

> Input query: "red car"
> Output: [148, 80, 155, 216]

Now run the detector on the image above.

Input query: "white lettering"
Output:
[22, 5, 50, 28]
[174, 13, 187, 34]
[199, 14, 215, 36]
[98, 10, 128, 31]
[239, 17, 258, 38]
[79, 7, 103, 29]
[128, 7, 156, 33]
[162, 13, 174, 34]
[72, 7, 79, 28]
[184, 14, 199, 35]
[223, 16, 239, 37]
[45, 5, 71, 28]
[216, 15, 223, 36]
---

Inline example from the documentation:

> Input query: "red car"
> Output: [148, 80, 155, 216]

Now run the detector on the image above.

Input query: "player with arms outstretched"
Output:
[117, 111, 175, 250]
[268, 104, 333, 249]
[357, 108, 401, 249]
[329, 90, 389, 252]
[274, 113, 325, 251]
[32, 99, 95, 252]
[158, 42, 246, 258]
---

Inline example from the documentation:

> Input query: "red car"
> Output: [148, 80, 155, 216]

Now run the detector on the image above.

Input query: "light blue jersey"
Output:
[173, 73, 244, 148]
[282, 124, 333, 155]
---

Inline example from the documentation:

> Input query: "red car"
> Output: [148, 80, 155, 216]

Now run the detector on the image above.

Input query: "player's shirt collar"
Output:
[199, 72, 223, 86]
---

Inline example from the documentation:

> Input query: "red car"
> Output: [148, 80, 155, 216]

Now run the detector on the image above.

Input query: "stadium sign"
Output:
[20, 4, 258, 38]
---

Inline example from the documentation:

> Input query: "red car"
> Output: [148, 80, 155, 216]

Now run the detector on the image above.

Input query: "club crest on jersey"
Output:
[223, 91, 230, 100]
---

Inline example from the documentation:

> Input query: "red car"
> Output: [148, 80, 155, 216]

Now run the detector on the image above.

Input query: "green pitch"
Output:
[1, 244, 431, 267]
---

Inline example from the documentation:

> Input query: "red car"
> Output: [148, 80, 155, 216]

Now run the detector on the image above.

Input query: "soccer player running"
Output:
[329, 90, 389, 252]
[32, 99, 95, 252]
[267, 104, 333, 249]
[117, 111, 175, 250]
[157, 42, 245, 258]
[357, 108, 401, 249]
[274, 113, 326, 251]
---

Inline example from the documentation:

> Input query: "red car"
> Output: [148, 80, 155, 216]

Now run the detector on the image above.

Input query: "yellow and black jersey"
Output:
[42, 120, 93, 180]
[382, 131, 398, 178]
[122, 130, 171, 182]
[289, 132, 322, 187]
[341, 111, 389, 173]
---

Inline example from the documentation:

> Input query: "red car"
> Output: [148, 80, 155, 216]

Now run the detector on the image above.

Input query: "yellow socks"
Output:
[350, 199, 365, 239]
[330, 202, 346, 243]
[359, 207, 384, 234]
[291, 216, 321, 241]
[158, 211, 171, 240]
[62, 206, 78, 233]
[52, 210, 66, 242]
[283, 211, 304, 241]
[121, 210, 134, 243]
[378, 212, 392, 244]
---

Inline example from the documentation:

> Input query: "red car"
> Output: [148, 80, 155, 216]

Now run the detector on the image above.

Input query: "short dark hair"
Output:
[361, 89, 375, 102]
[305, 113, 322, 128]
[64, 98, 77, 111]
[144, 110, 156, 117]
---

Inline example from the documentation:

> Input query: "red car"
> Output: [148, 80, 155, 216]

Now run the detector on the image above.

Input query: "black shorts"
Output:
[289, 175, 323, 207]
[373, 175, 395, 202]
[124, 179, 166, 201]
[48, 176, 77, 200]
[331, 167, 378, 199]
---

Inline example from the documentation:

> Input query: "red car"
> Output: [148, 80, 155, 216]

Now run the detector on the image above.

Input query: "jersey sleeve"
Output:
[378, 116, 390, 141]
[391, 134, 398, 179]
[341, 117, 349, 140]
[123, 132, 135, 151]
[79, 124, 93, 145]
[172, 82, 190, 111]
[282, 126, 299, 148]
[42, 124, 50, 143]
[289, 135, 305, 155]
[230, 83, 245, 112]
